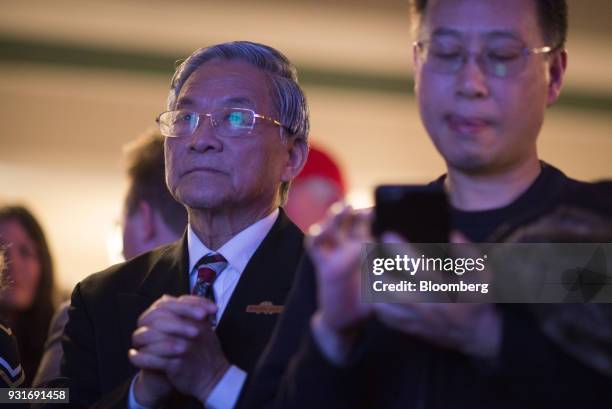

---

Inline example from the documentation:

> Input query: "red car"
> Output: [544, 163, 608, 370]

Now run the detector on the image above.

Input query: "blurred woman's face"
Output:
[0, 219, 42, 310]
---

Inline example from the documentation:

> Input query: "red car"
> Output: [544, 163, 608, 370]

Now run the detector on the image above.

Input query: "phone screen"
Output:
[372, 185, 451, 243]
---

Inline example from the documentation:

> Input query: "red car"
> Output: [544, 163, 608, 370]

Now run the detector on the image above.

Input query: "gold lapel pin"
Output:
[246, 301, 284, 315]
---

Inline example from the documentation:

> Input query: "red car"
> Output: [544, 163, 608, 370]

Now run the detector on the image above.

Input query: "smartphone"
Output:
[372, 185, 451, 243]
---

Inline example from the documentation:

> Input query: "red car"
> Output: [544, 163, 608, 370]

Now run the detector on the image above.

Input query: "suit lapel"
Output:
[215, 210, 304, 371]
[137, 233, 190, 298]
[116, 234, 191, 360]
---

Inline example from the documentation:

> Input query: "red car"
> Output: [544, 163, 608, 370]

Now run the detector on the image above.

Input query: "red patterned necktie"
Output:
[192, 253, 227, 326]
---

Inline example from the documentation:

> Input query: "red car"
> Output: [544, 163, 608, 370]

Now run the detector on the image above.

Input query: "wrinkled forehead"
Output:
[419, 0, 542, 45]
[173, 59, 275, 112]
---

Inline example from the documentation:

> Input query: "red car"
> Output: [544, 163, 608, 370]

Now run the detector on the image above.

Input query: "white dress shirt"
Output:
[129, 209, 280, 409]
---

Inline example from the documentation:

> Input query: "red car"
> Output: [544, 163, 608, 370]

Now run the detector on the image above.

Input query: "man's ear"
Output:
[547, 49, 568, 107]
[281, 138, 309, 183]
[137, 200, 156, 240]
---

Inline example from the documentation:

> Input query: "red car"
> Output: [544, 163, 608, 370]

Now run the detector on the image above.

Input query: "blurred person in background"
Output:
[32, 129, 188, 387]
[0, 205, 59, 387]
[0, 248, 25, 388]
[284, 144, 346, 233]
[119, 129, 189, 261]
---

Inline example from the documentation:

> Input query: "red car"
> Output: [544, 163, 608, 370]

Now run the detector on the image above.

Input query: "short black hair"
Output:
[123, 130, 187, 236]
[411, 0, 568, 48]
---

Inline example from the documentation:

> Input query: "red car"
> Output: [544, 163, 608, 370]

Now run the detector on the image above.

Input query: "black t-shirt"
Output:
[431, 162, 612, 242]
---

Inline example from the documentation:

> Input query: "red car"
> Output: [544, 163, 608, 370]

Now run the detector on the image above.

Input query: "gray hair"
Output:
[167, 41, 310, 205]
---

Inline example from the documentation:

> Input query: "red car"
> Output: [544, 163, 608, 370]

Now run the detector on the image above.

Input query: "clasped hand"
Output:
[129, 294, 230, 406]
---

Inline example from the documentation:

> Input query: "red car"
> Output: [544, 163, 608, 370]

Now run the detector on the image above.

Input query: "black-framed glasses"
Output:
[415, 40, 557, 79]
[156, 107, 289, 138]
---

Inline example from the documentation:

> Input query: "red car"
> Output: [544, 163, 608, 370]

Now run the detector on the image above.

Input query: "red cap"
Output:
[295, 144, 346, 194]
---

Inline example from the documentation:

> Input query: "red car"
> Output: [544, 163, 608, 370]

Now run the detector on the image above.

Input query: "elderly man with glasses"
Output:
[60, 41, 309, 409]
[239, 1, 612, 409]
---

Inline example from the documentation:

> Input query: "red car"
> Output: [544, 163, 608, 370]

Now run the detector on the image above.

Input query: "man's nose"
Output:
[189, 114, 222, 152]
[456, 55, 490, 99]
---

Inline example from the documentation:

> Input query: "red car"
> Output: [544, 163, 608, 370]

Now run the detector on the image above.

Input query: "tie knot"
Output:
[195, 253, 227, 284]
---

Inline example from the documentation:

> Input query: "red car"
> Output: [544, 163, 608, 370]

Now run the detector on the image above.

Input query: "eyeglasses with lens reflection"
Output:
[156, 107, 289, 138]
[415, 40, 557, 79]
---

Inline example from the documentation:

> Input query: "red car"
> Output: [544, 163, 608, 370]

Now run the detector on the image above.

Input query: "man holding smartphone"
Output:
[239, 1, 612, 408]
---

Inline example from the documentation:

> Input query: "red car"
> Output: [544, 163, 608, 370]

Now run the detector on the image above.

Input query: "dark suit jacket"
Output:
[60, 210, 304, 409]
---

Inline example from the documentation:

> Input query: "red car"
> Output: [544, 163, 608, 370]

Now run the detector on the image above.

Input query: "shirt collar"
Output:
[187, 208, 280, 274]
